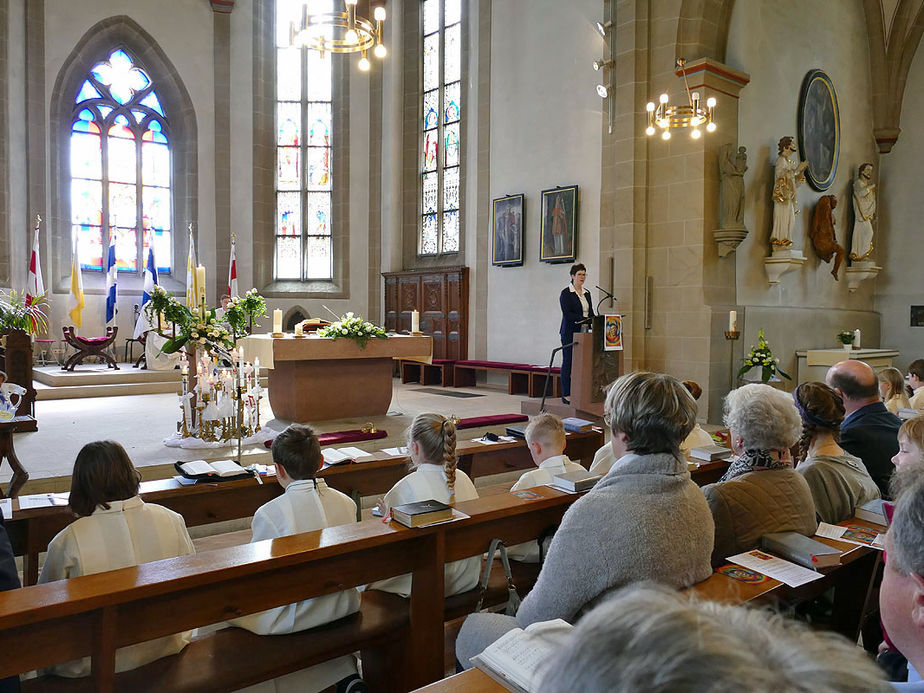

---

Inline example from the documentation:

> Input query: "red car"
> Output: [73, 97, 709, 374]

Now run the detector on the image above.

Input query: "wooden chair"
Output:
[61, 326, 119, 371]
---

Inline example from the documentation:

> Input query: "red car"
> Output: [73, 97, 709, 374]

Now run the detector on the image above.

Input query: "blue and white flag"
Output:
[105, 231, 118, 324]
[134, 246, 159, 339]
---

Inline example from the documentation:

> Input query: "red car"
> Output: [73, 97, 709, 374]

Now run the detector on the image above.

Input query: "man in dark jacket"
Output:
[827, 359, 901, 497]
[0, 512, 20, 693]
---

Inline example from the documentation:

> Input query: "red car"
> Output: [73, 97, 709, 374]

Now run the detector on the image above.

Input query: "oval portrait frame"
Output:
[797, 69, 840, 191]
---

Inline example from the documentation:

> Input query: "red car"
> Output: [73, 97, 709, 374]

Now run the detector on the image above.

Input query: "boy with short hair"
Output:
[507, 413, 585, 562]
[909, 360, 924, 411]
[230, 423, 363, 691]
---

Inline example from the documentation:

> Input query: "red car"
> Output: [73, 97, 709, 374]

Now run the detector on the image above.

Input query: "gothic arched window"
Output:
[70, 48, 172, 274]
[419, 0, 461, 256]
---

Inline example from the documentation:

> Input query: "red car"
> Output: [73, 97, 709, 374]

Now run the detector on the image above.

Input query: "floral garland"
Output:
[317, 312, 387, 348]
[737, 328, 791, 382]
[144, 286, 237, 354]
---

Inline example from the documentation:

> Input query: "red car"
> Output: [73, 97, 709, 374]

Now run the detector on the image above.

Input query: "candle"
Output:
[728, 310, 737, 333]
[294, 322, 304, 336]
[196, 265, 206, 302]
[411, 309, 420, 333]
[853, 329, 861, 349]
[273, 309, 283, 333]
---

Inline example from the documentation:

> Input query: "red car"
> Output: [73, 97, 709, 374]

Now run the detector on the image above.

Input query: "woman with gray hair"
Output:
[539, 583, 891, 692]
[455, 371, 714, 668]
[702, 383, 818, 566]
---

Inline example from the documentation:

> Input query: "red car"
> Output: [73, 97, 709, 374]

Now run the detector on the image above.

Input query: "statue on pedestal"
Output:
[850, 163, 877, 261]
[770, 136, 809, 248]
[719, 143, 748, 230]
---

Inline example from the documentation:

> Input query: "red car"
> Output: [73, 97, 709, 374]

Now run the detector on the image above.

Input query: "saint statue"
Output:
[719, 144, 747, 229]
[770, 136, 809, 247]
[850, 163, 877, 261]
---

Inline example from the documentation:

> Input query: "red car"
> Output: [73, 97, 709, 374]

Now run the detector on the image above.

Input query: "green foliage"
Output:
[737, 329, 791, 382]
[0, 289, 48, 335]
[837, 331, 855, 345]
[224, 289, 267, 336]
[144, 286, 236, 355]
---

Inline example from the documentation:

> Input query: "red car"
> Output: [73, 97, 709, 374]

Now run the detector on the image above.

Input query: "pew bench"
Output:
[400, 358, 456, 387]
[452, 361, 532, 393]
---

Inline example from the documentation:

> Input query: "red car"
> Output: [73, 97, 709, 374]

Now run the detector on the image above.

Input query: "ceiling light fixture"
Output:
[289, 0, 386, 71]
[644, 58, 716, 140]
[593, 59, 614, 71]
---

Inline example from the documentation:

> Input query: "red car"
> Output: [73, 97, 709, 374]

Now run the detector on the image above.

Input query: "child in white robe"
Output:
[369, 413, 480, 597]
[230, 424, 362, 693]
[38, 441, 196, 678]
[507, 413, 585, 562]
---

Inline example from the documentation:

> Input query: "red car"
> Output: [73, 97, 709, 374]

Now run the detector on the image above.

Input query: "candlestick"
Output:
[411, 309, 420, 333]
[728, 310, 737, 333]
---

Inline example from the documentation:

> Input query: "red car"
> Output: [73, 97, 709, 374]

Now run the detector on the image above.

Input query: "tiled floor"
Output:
[2, 376, 545, 491]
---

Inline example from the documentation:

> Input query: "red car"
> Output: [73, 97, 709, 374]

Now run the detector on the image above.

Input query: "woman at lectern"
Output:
[559, 263, 594, 404]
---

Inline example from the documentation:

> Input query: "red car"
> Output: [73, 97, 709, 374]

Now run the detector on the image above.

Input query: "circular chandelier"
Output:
[645, 58, 716, 140]
[289, 0, 386, 72]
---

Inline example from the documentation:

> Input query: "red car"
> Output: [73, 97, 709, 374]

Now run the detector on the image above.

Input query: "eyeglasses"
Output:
[603, 410, 612, 427]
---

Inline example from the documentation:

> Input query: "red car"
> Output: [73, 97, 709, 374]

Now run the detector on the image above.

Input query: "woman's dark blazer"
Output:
[559, 287, 595, 339]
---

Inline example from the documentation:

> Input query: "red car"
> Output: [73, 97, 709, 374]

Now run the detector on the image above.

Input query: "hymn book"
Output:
[321, 447, 373, 465]
[561, 417, 595, 433]
[689, 444, 733, 462]
[390, 499, 453, 527]
[551, 469, 601, 493]
[854, 499, 888, 526]
[471, 618, 573, 692]
[760, 531, 841, 569]
[176, 459, 250, 479]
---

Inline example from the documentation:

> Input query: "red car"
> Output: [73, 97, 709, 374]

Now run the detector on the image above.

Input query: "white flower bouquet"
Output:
[317, 312, 387, 348]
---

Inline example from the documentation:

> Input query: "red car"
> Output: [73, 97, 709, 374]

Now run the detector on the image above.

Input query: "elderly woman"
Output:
[703, 383, 817, 566]
[794, 382, 880, 524]
[456, 371, 714, 668]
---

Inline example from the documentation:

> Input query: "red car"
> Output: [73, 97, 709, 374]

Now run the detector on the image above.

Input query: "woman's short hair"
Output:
[68, 441, 141, 517]
[569, 263, 586, 278]
[538, 583, 892, 693]
[878, 366, 907, 400]
[723, 383, 801, 451]
[604, 371, 696, 455]
[271, 423, 322, 480]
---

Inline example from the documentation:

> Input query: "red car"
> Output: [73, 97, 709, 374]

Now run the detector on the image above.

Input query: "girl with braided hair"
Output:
[794, 381, 880, 523]
[369, 413, 480, 598]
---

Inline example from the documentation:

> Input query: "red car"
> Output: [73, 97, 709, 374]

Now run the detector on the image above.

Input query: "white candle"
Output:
[728, 310, 737, 333]
[273, 309, 283, 333]
[411, 309, 420, 333]
[196, 265, 206, 302]
[239, 346, 245, 387]
[294, 322, 303, 336]
[853, 329, 861, 349]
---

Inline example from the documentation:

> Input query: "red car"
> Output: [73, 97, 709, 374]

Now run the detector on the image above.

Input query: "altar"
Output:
[238, 334, 432, 422]
[795, 348, 899, 385]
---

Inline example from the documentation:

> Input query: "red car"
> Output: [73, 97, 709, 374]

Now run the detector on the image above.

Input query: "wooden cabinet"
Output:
[383, 267, 468, 361]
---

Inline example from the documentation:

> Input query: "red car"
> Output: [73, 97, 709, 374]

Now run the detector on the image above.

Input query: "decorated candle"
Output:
[728, 310, 737, 333]
[273, 309, 283, 333]
[196, 265, 206, 302]
[411, 309, 420, 333]
[294, 322, 304, 336]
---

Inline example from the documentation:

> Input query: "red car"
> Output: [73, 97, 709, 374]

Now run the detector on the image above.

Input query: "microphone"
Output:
[595, 285, 617, 314]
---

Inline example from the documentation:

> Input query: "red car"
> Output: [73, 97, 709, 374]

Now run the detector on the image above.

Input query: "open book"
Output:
[176, 459, 250, 479]
[471, 619, 572, 693]
[321, 446, 374, 465]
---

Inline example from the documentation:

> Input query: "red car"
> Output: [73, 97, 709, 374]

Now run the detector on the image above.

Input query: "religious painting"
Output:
[491, 194, 525, 267]
[539, 185, 578, 263]
[797, 69, 840, 191]
[603, 314, 623, 351]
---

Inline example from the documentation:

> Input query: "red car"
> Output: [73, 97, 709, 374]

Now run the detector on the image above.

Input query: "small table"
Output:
[0, 416, 33, 498]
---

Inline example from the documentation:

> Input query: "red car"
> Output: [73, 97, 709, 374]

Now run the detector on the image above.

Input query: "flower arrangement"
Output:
[224, 289, 267, 337]
[0, 290, 48, 335]
[144, 285, 243, 355]
[738, 328, 791, 383]
[317, 312, 387, 348]
[837, 331, 856, 345]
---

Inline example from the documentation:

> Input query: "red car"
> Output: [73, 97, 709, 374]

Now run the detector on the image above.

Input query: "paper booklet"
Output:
[471, 618, 573, 693]
[0, 498, 11, 519]
[726, 549, 824, 588]
[815, 522, 886, 550]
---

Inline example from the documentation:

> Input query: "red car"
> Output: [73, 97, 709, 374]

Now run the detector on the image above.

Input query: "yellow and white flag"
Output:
[67, 232, 85, 328]
[186, 227, 197, 309]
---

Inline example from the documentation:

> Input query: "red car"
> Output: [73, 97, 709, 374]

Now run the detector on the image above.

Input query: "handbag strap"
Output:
[475, 538, 521, 616]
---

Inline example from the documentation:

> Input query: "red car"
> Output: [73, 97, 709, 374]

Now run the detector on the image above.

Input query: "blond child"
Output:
[507, 413, 585, 562]
[879, 367, 911, 415]
[369, 413, 480, 597]
[891, 416, 924, 498]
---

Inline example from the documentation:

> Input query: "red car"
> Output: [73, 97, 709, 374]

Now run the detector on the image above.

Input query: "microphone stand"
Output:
[594, 285, 617, 315]
[540, 341, 576, 412]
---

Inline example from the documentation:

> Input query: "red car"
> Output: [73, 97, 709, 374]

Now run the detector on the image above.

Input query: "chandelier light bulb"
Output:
[374, 6, 386, 21]
[345, 0, 358, 5]
[690, 128, 701, 139]
[345, 28, 359, 44]
[661, 130, 671, 141]
[374, 43, 387, 58]
[706, 97, 717, 108]
[646, 102, 655, 112]
[358, 53, 371, 71]
[645, 125, 656, 136]
[659, 93, 669, 104]
[706, 122, 717, 132]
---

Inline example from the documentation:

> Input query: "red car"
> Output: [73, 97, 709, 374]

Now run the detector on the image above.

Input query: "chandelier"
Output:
[645, 58, 716, 140]
[289, 0, 386, 72]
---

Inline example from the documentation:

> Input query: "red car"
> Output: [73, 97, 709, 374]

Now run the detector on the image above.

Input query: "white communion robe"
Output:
[230, 478, 360, 693]
[369, 464, 480, 597]
[38, 496, 196, 678]
[589, 443, 616, 477]
[507, 455, 585, 563]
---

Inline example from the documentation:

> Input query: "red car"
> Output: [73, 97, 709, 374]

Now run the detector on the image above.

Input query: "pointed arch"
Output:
[49, 15, 197, 291]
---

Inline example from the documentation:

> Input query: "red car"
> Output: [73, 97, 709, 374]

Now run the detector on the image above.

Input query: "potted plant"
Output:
[837, 331, 855, 353]
[0, 289, 48, 336]
[738, 329, 791, 383]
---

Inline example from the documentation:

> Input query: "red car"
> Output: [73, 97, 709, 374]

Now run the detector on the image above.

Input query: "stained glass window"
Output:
[419, 0, 462, 255]
[70, 48, 172, 273]
[275, 0, 334, 281]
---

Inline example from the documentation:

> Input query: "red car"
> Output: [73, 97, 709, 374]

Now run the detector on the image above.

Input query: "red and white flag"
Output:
[228, 235, 238, 298]
[26, 215, 44, 306]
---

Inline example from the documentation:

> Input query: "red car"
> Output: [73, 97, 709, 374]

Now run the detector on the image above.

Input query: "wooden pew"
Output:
[0, 487, 581, 692]
[6, 430, 604, 585]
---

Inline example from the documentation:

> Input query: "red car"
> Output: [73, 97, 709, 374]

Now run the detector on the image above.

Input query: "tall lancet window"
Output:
[419, 0, 461, 256]
[70, 48, 172, 273]
[275, 0, 334, 281]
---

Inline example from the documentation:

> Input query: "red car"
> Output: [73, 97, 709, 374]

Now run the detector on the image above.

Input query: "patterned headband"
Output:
[792, 386, 838, 429]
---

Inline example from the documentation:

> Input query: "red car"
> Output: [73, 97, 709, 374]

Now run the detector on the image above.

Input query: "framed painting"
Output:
[539, 185, 578, 263]
[797, 69, 840, 191]
[491, 194, 525, 267]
